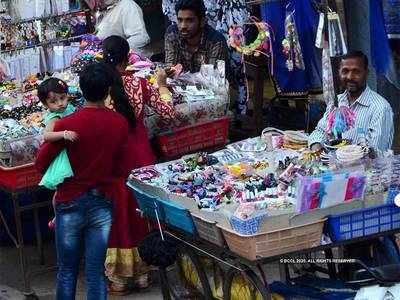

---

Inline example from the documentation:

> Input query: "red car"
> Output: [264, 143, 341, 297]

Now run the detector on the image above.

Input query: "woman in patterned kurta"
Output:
[163, 0, 250, 114]
[102, 35, 177, 295]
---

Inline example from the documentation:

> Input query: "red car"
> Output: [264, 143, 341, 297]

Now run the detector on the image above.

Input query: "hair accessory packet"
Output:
[131, 166, 161, 182]
[296, 170, 367, 213]
[224, 202, 268, 235]
[282, 4, 305, 71]
[325, 106, 355, 140]
[226, 137, 266, 154]
[261, 127, 284, 150]
[283, 131, 308, 150]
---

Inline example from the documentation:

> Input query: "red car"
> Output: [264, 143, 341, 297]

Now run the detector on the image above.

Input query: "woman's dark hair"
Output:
[175, 0, 206, 20]
[79, 62, 113, 103]
[37, 78, 68, 104]
[102, 35, 136, 129]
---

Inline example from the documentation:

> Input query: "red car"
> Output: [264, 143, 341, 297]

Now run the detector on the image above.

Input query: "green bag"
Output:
[39, 149, 73, 190]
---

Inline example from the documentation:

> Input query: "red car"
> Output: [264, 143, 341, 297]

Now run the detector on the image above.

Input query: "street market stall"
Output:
[0, 28, 230, 296]
[127, 131, 400, 299]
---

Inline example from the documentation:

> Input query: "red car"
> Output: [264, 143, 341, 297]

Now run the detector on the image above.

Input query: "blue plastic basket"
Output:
[327, 204, 400, 242]
[230, 214, 267, 235]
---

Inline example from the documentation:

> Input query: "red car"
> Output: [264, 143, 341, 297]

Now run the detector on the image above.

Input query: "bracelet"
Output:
[160, 92, 172, 102]
[63, 130, 67, 140]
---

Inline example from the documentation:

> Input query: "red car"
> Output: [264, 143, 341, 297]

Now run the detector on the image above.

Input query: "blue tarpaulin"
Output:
[370, 0, 399, 88]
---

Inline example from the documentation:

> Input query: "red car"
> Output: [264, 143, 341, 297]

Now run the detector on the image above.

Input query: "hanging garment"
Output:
[321, 44, 335, 107]
[260, 0, 322, 95]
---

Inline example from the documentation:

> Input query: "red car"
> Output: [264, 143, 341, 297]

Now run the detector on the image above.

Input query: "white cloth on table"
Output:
[96, 0, 150, 51]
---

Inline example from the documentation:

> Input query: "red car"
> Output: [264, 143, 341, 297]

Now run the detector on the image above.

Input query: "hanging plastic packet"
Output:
[327, 11, 347, 57]
[315, 12, 325, 49]
[322, 44, 335, 107]
[282, 4, 305, 71]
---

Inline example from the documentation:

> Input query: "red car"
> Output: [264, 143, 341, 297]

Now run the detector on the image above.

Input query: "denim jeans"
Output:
[55, 190, 113, 300]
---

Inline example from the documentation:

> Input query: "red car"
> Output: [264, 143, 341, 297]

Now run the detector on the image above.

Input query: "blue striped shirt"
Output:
[308, 86, 394, 151]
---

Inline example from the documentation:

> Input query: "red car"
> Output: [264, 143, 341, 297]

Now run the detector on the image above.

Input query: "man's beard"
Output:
[180, 26, 202, 41]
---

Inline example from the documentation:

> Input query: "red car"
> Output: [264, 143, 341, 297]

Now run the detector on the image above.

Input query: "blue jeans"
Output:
[55, 190, 113, 300]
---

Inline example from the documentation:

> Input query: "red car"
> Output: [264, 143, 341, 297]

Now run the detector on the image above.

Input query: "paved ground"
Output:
[0, 241, 284, 300]
[0, 244, 163, 300]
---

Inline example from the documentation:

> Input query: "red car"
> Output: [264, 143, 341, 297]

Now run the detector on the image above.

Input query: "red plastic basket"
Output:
[0, 163, 42, 190]
[156, 117, 229, 159]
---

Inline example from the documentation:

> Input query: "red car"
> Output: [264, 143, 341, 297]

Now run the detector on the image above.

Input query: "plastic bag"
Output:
[327, 11, 347, 57]
[282, 4, 305, 71]
[39, 149, 73, 190]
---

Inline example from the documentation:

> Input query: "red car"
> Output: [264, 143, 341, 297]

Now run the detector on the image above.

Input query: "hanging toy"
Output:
[326, 106, 356, 140]
[228, 17, 273, 58]
[281, 3, 305, 71]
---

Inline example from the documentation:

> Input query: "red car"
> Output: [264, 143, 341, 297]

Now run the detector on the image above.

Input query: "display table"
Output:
[127, 134, 399, 260]
[127, 137, 400, 299]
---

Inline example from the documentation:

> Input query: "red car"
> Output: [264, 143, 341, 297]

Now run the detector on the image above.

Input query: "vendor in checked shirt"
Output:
[164, 0, 228, 73]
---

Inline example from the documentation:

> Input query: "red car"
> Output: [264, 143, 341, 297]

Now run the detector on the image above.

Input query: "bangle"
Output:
[160, 92, 172, 102]
[63, 130, 67, 140]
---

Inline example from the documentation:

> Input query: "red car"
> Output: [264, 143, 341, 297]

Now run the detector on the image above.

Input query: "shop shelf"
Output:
[327, 204, 400, 242]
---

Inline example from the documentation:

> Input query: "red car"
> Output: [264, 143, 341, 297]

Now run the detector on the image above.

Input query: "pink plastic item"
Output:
[132, 61, 153, 69]
[48, 219, 56, 230]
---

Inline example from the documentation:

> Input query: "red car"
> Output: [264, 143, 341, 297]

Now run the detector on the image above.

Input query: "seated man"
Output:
[88, 0, 150, 52]
[309, 50, 394, 152]
[164, 0, 228, 73]
[309, 51, 399, 278]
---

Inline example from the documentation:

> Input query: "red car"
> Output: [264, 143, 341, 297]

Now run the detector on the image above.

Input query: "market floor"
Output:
[0, 243, 284, 299]
[0, 244, 163, 300]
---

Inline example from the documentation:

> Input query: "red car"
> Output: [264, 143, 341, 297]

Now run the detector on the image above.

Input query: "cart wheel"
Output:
[160, 245, 213, 299]
[223, 267, 270, 300]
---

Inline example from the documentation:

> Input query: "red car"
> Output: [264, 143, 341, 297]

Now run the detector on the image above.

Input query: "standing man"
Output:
[164, 0, 228, 73]
[86, 0, 150, 52]
[35, 63, 131, 300]
[308, 50, 394, 152]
